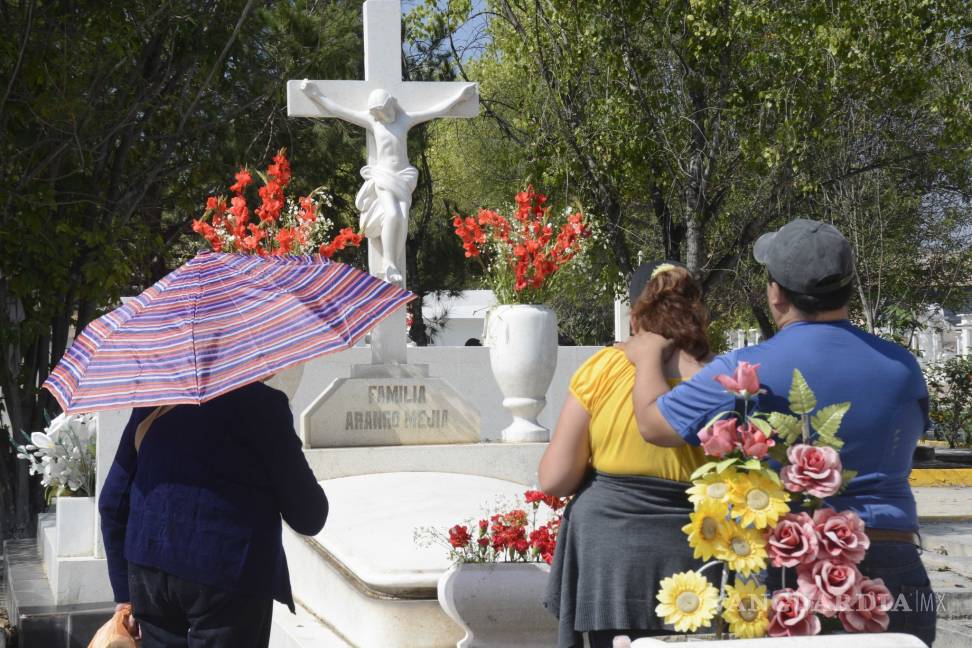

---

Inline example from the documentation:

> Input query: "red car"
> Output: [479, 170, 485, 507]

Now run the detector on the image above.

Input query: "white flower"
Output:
[31, 431, 55, 449]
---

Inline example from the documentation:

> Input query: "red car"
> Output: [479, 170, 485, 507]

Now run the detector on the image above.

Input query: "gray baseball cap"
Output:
[753, 219, 854, 294]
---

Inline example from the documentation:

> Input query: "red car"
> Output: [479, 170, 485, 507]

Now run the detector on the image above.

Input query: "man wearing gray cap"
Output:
[624, 219, 935, 645]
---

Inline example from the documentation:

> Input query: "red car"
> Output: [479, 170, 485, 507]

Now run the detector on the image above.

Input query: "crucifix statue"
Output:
[287, 0, 479, 365]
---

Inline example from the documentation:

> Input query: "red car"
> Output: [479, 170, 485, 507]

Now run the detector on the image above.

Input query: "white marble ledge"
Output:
[309, 472, 542, 594]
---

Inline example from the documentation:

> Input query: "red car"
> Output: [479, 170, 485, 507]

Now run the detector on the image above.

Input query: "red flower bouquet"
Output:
[417, 489, 567, 565]
[194, 149, 363, 258]
[453, 187, 589, 303]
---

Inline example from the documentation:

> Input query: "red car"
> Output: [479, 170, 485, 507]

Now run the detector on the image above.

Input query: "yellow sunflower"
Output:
[655, 571, 720, 633]
[722, 579, 770, 638]
[681, 498, 729, 560]
[686, 469, 737, 507]
[716, 520, 768, 576]
[728, 470, 790, 529]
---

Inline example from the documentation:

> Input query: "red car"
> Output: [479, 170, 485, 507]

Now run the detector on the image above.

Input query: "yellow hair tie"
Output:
[650, 263, 678, 280]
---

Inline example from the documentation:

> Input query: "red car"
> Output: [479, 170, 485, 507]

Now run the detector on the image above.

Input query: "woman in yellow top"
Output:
[540, 261, 712, 648]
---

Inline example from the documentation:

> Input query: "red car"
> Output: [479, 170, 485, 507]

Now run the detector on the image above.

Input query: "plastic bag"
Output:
[87, 604, 139, 648]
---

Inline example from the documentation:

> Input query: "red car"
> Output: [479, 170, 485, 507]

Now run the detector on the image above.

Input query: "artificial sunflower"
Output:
[655, 571, 720, 633]
[716, 520, 768, 576]
[681, 498, 729, 560]
[722, 579, 770, 638]
[686, 469, 737, 507]
[729, 470, 790, 529]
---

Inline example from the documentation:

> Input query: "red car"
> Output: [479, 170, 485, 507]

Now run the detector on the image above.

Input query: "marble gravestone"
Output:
[301, 364, 480, 447]
[287, 0, 482, 447]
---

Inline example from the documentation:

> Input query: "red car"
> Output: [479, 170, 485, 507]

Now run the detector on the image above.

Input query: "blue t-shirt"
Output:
[657, 320, 928, 531]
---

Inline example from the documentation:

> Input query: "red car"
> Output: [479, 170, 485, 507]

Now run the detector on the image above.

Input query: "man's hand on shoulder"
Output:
[617, 331, 675, 365]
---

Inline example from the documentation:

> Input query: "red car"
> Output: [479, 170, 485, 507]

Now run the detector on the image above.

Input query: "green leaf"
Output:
[716, 458, 739, 473]
[690, 461, 720, 481]
[788, 369, 817, 415]
[741, 458, 764, 471]
[811, 402, 851, 449]
[768, 412, 802, 444]
[749, 417, 774, 437]
[764, 469, 784, 487]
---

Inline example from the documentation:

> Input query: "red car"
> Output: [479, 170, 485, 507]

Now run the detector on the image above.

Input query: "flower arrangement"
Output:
[14, 413, 97, 499]
[656, 363, 891, 638]
[417, 489, 567, 565]
[193, 149, 363, 258]
[452, 187, 590, 304]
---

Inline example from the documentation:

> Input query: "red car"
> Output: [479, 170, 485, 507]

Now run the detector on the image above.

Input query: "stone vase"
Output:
[484, 304, 558, 443]
[437, 562, 557, 648]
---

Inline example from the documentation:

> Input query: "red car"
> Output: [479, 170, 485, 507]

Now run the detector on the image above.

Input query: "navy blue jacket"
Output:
[99, 382, 327, 609]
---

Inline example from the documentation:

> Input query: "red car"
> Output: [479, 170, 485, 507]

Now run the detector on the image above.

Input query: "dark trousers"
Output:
[767, 540, 936, 647]
[129, 562, 273, 648]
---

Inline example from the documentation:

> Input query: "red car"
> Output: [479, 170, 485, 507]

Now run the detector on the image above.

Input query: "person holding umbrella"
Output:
[44, 252, 414, 647]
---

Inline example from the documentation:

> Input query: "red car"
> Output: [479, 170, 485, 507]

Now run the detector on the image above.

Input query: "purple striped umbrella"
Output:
[43, 252, 413, 413]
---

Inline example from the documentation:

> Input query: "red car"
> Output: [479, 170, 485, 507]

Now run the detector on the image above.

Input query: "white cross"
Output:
[287, 0, 478, 365]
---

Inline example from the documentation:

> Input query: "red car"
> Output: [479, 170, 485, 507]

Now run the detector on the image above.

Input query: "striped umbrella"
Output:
[43, 252, 413, 414]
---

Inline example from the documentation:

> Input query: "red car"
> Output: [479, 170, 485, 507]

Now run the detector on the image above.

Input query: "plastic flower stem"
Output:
[781, 566, 787, 589]
[801, 413, 811, 444]
[715, 565, 730, 640]
[697, 560, 724, 576]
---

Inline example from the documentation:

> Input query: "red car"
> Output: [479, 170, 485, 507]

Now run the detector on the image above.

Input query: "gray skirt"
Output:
[543, 471, 705, 648]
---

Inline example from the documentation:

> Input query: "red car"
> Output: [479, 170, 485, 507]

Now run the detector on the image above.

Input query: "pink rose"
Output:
[797, 558, 864, 617]
[714, 361, 761, 397]
[767, 589, 821, 637]
[766, 512, 819, 568]
[780, 444, 843, 498]
[698, 418, 738, 458]
[738, 422, 775, 459]
[839, 578, 893, 633]
[813, 508, 870, 564]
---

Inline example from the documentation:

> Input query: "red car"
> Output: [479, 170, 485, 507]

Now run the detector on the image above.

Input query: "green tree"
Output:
[0, 0, 365, 537]
[429, 0, 972, 338]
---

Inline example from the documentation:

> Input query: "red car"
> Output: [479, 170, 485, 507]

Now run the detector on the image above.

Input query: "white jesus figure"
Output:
[300, 80, 477, 285]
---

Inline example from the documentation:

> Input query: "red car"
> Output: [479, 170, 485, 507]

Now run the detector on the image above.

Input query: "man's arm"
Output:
[300, 80, 371, 129]
[621, 332, 687, 447]
[408, 84, 477, 125]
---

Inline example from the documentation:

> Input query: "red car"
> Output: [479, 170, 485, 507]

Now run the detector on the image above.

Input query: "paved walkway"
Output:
[914, 487, 972, 648]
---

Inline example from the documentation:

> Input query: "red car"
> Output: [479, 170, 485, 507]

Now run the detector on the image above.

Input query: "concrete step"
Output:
[3, 539, 113, 648]
[269, 600, 352, 648]
[935, 617, 972, 648]
[928, 568, 972, 619]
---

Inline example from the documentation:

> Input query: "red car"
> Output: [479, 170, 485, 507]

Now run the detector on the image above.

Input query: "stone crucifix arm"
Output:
[299, 79, 371, 130]
[406, 83, 478, 126]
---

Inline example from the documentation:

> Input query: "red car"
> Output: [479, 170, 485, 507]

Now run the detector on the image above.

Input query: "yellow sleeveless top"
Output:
[570, 347, 706, 481]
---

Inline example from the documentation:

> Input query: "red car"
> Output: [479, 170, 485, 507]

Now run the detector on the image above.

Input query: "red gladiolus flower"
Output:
[267, 149, 292, 187]
[299, 196, 317, 223]
[229, 168, 252, 194]
[206, 196, 228, 217]
[319, 227, 364, 258]
[275, 227, 296, 255]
